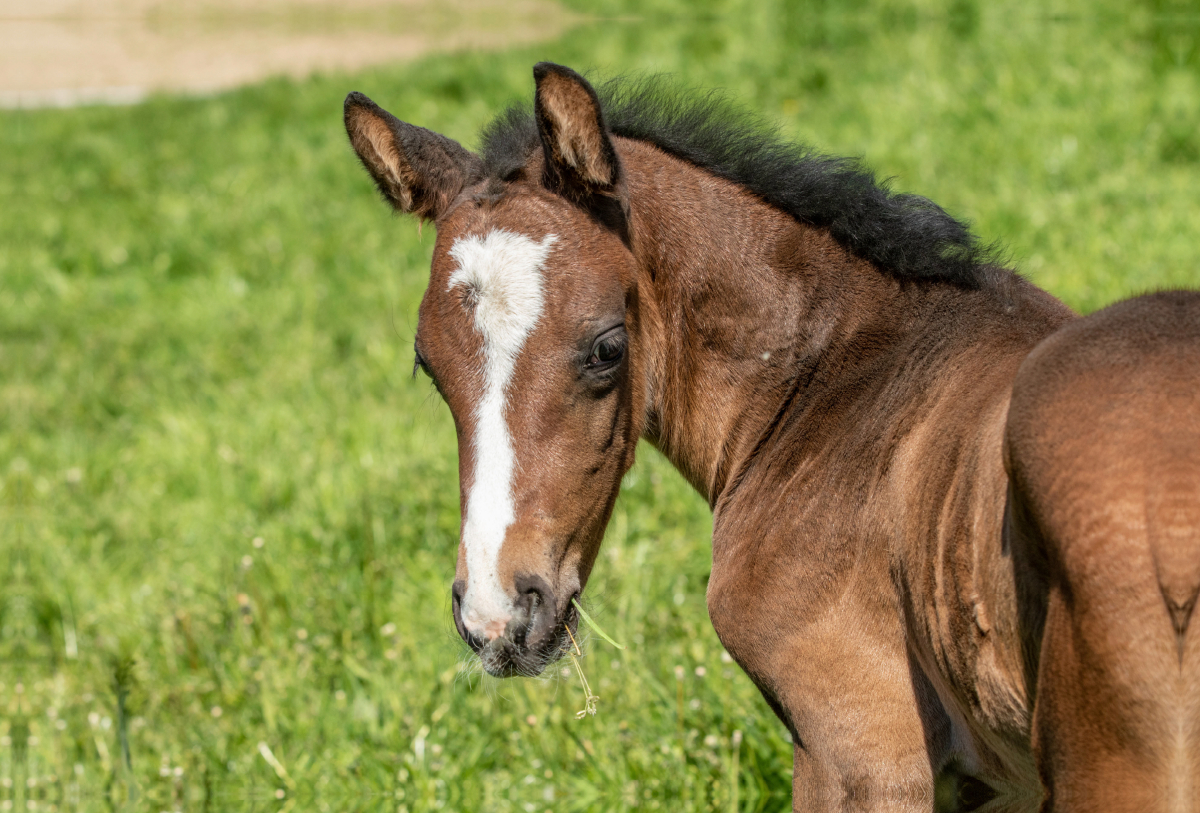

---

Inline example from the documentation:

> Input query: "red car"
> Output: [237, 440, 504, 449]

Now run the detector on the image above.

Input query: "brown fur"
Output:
[343, 65, 1200, 811]
[1006, 292, 1200, 812]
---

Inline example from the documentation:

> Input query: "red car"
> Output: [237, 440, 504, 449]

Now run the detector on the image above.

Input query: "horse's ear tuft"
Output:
[533, 63, 621, 195]
[344, 92, 482, 220]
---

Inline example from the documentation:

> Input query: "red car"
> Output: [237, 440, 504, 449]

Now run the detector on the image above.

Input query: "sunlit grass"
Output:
[3, 0, 1198, 809]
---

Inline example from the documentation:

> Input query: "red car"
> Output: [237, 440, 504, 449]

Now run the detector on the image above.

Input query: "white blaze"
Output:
[448, 229, 558, 639]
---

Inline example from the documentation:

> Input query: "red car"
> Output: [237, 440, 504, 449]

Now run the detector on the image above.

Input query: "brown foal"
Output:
[343, 63, 1200, 811]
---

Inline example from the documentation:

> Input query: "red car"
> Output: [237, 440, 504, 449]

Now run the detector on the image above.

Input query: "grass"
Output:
[3, 0, 1198, 810]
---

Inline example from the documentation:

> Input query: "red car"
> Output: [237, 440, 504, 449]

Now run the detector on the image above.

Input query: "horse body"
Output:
[343, 64, 1199, 811]
[1007, 292, 1200, 812]
[615, 135, 1071, 806]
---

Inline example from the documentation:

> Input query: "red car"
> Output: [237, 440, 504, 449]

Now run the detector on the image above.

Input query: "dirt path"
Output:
[0, 0, 576, 108]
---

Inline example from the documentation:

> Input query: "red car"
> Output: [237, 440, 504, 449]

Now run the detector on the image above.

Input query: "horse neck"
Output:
[619, 138, 931, 505]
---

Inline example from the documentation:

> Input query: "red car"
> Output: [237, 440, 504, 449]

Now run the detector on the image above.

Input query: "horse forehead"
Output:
[443, 228, 559, 334]
[447, 228, 557, 289]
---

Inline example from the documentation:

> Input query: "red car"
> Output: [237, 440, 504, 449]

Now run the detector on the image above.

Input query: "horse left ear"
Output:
[533, 63, 622, 196]
[344, 92, 481, 221]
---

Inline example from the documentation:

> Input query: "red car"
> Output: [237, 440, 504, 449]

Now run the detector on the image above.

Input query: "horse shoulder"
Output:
[887, 340, 1041, 780]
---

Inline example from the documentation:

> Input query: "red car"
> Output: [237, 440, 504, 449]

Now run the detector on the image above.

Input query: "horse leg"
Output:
[1012, 490, 1200, 813]
[1009, 459, 1200, 813]
[709, 566, 947, 812]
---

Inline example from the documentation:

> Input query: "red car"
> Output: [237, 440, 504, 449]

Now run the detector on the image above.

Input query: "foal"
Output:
[343, 64, 1200, 811]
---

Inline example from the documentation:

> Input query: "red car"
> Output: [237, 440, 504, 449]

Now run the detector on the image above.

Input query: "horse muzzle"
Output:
[451, 575, 576, 677]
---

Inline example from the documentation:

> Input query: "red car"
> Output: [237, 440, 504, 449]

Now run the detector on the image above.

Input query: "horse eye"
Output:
[413, 349, 432, 379]
[587, 335, 625, 368]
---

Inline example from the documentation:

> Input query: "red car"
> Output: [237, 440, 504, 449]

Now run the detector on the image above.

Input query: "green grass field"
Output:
[4, 0, 1198, 810]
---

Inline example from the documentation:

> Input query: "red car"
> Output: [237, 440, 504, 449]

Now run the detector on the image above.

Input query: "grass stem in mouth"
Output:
[565, 624, 599, 718]
[565, 622, 583, 657]
[571, 598, 626, 650]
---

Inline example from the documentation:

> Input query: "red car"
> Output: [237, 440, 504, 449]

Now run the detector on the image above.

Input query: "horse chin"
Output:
[479, 642, 552, 678]
[480, 650, 545, 678]
[477, 617, 574, 679]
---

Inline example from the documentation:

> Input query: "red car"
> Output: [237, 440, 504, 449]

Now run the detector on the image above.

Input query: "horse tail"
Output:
[1006, 290, 1200, 812]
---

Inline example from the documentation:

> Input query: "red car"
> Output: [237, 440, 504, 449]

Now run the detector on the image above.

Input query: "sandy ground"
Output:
[0, 0, 575, 107]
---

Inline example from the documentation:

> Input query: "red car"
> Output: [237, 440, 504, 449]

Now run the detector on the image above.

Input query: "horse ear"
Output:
[533, 63, 621, 195]
[344, 92, 482, 220]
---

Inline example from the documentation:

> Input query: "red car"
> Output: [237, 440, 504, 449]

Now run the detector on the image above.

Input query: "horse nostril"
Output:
[513, 573, 557, 645]
[451, 580, 482, 652]
[514, 574, 549, 608]
[508, 592, 534, 647]
[513, 585, 540, 615]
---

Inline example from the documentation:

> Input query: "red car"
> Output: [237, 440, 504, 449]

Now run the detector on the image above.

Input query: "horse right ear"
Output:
[344, 92, 482, 221]
[533, 63, 623, 198]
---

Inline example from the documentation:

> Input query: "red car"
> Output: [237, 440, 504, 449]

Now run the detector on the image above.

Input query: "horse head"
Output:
[344, 64, 647, 677]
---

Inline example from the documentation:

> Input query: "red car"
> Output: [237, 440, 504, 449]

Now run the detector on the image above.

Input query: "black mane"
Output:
[479, 75, 1006, 290]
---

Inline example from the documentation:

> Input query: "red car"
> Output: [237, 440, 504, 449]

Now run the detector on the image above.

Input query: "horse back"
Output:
[1006, 290, 1200, 812]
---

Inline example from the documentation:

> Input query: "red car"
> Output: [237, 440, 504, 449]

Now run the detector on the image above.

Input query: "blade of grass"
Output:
[571, 598, 626, 651]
